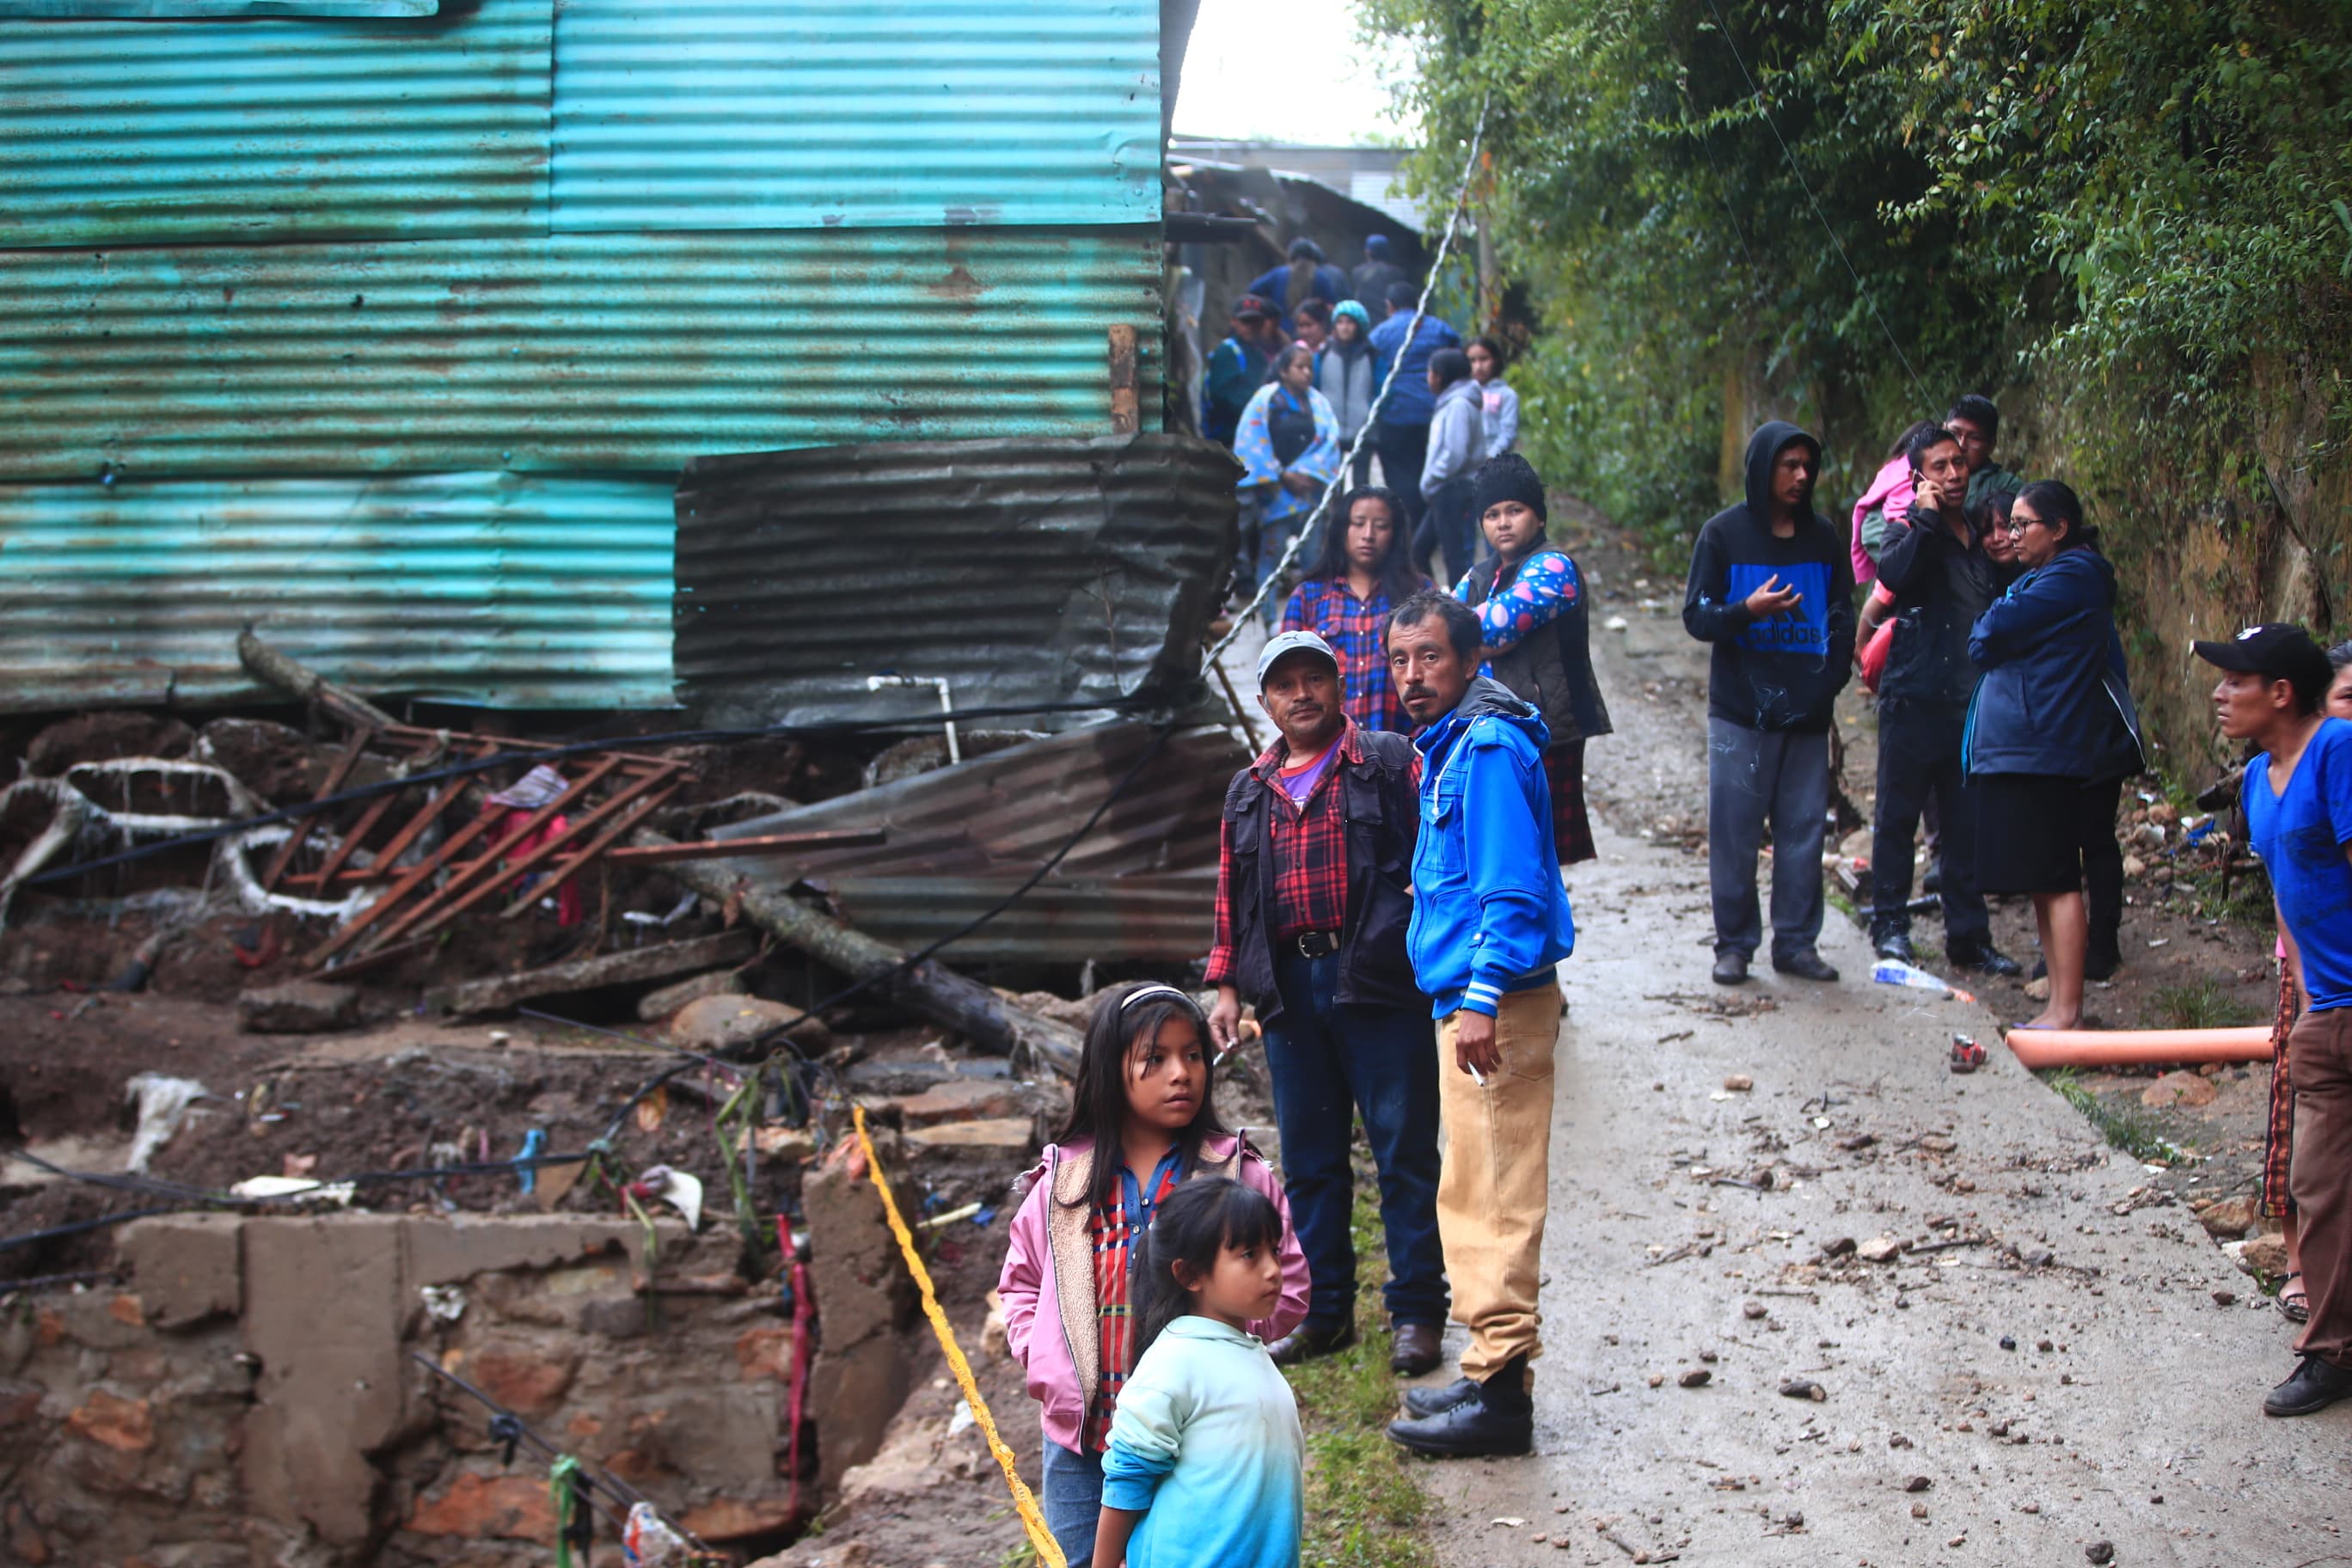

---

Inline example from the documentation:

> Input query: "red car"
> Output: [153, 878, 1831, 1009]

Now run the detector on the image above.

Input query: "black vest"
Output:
[1218, 729, 1423, 1023]
[1461, 553, 1614, 745]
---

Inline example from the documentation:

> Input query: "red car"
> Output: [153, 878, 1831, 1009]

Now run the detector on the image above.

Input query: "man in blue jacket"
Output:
[1368, 282, 1461, 540]
[1381, 592, 1576, 1459]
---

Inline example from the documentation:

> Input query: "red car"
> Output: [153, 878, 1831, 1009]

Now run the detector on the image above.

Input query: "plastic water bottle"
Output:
[1871, 959, 1952, 995]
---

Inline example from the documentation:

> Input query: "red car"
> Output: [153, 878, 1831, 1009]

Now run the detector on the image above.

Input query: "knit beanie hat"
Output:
[1469, 453, 1547, 524]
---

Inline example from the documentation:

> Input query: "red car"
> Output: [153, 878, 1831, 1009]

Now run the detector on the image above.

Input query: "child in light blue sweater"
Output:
[1092, 1178, 1305, 1568]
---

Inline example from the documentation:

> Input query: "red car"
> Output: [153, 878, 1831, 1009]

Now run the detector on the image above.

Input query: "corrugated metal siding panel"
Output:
[0, 473, 675, 710]
[712, 723, 1242, 882]
[675, 436, 1234, 727]
[0, 228, 1161, 480]
[549, 0, 1158, 232]
[825, 873, 1214, 964]
[0, 0, 551, 248]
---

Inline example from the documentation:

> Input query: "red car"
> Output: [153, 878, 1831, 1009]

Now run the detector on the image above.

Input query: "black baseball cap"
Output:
[2193, 623, 2332, 695]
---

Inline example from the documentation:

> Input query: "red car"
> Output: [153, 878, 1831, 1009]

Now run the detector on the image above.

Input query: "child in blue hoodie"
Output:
[1380, 590, 1575, 1461]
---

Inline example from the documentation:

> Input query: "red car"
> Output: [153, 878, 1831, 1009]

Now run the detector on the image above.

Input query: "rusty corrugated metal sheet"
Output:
[0, 229, 1162, 481]
[713, 721, 1238, 964]
[0, 473, 674, 710]
[824, 873, 1212, 963]
[0, 0, 550, 249]
[674, 436, 1234, 728]
[549, 0, 1159, 233]
[715, 722, 1238, 879]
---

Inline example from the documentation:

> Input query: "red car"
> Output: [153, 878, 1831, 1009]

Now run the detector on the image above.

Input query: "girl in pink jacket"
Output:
[997, 983, 1309, 1568]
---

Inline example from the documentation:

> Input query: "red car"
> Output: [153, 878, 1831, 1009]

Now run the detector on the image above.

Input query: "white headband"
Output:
[1118, 983, 1201, 1014]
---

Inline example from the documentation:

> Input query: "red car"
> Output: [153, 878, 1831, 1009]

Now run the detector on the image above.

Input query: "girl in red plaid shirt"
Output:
[1282, 485, 1430, 733]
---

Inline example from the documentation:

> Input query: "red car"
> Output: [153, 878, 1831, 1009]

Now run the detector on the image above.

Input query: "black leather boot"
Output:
[1387, 1354, 1533, 1457]
[1400, 1375, 1479, 1419]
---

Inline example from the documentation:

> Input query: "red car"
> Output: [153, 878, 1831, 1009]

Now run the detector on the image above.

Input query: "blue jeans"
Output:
[1040, 1436, 1102, 1566]
[1262, 949, 1447, 1326]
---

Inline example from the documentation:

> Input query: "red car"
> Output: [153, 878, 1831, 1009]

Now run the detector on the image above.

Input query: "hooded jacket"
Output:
[996, 1133, 1309, 1455]
[1963, 548, 2146, 781]
[1848, 451, 1914, 585]
[1681, 421, 1857, 732]
[1419, 377, 1485, 499]
[1315, 335, 1377, 441]
[1407, 677, 1577, 1019]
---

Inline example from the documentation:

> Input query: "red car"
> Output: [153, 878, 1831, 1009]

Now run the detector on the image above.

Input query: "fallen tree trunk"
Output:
[636, 830, 1082, 1077]
[238, 628, 401, 732]
[428, 928, 757, 1017]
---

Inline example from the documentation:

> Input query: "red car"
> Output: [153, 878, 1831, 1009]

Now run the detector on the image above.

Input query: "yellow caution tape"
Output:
[851, 1105, 1068, 1568]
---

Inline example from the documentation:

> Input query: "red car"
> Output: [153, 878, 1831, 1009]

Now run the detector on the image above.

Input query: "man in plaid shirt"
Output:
[1205, 631, 1444, 1375]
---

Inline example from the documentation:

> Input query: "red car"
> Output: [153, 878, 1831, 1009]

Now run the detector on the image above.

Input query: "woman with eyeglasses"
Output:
[1963, 481, 2146, 1031]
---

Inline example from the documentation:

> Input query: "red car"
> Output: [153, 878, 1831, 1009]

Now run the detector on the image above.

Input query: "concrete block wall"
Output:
[0, 1212, 818, 1566]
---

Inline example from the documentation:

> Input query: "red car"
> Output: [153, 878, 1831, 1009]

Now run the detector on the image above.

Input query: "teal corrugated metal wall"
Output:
[0, 0, 551, 248]
[550, 0, 1160, 231]
[0, 475, 677, 709]
[0, 0, 1165, 710]
[0, 228, 1162, 479]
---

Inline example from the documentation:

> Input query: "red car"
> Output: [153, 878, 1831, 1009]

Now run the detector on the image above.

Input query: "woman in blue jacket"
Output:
[1964, 481, 2144, 1032]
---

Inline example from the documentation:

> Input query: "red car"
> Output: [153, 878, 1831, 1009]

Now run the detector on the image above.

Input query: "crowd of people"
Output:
[1683, 400, 2143, 1026]
[987, 348, 2352, 1565]
[1202, 235, 1518, 620]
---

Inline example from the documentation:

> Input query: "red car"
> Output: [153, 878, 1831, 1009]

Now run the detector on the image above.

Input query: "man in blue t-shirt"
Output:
[2201, 623, 2352, 1417]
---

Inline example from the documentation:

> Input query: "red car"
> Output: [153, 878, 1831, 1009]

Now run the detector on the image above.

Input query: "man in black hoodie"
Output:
[1682, 421, 1856, 986]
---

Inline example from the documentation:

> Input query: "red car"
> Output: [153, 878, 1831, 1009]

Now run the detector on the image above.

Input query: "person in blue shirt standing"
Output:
[1368, 282, 1462, 543]
[1380, 591, 1575, 1460]
[2199, 624, 2352, 1418]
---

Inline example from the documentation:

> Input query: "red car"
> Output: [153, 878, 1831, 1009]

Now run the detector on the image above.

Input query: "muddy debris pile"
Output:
[2, 638, 1236, 1566]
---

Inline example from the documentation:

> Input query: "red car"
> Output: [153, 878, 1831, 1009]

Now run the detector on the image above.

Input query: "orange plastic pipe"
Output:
[2002, 1025, 2273, 1069]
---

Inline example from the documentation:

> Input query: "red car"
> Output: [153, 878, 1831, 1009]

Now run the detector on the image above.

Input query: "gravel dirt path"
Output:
[1403, 530, 2345, 1567]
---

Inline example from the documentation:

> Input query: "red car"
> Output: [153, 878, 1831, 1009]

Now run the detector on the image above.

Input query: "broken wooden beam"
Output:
[427, 929, 757, 1017]
[237, 628, 401, 732]
[634, 830, 1083, 1078]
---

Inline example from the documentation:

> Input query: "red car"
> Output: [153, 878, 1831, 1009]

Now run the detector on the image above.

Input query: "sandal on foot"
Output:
[2282, 1271, 2311, 1324]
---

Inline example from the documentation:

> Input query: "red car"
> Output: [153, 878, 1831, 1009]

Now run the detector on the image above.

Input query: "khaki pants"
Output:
[1436, 983, 1560, 1381]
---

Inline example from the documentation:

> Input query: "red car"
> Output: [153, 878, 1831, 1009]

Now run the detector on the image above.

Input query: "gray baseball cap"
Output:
[1254, 629, 1341, 689]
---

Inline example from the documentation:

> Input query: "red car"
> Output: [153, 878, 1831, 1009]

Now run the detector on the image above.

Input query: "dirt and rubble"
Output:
[1, 521, 2322, 1568]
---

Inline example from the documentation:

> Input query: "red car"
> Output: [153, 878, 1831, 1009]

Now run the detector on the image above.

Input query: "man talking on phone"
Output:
[1682, 421, 1856, 986]
[1379, 591, 1576, 1459]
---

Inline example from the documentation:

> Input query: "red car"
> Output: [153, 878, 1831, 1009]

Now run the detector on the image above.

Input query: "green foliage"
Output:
[2147, 979, 2266, 1032]
[1363, 0, 2352, 650]
[2037, 1067, 2185, 1164]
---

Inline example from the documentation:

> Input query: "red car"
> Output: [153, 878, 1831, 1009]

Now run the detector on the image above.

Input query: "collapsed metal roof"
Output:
[710, 721, 1240, 964]
[675, 435, 1238, 728]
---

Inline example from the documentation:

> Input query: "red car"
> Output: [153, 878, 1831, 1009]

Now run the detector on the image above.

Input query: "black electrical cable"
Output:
[26, 694, 1167, 888]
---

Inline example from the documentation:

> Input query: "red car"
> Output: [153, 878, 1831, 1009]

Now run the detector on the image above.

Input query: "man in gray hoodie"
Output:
[1415, 347, 1485, 583]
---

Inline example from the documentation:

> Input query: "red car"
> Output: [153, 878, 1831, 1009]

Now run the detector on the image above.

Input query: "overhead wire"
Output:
[740, 719, 1180, 1059]
[1203, 93, 1495, 663]
[1698, 0, 1934, 408]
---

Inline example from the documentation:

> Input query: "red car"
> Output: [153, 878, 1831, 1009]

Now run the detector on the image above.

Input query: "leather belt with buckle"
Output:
[1293, 930, 1342, 959]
